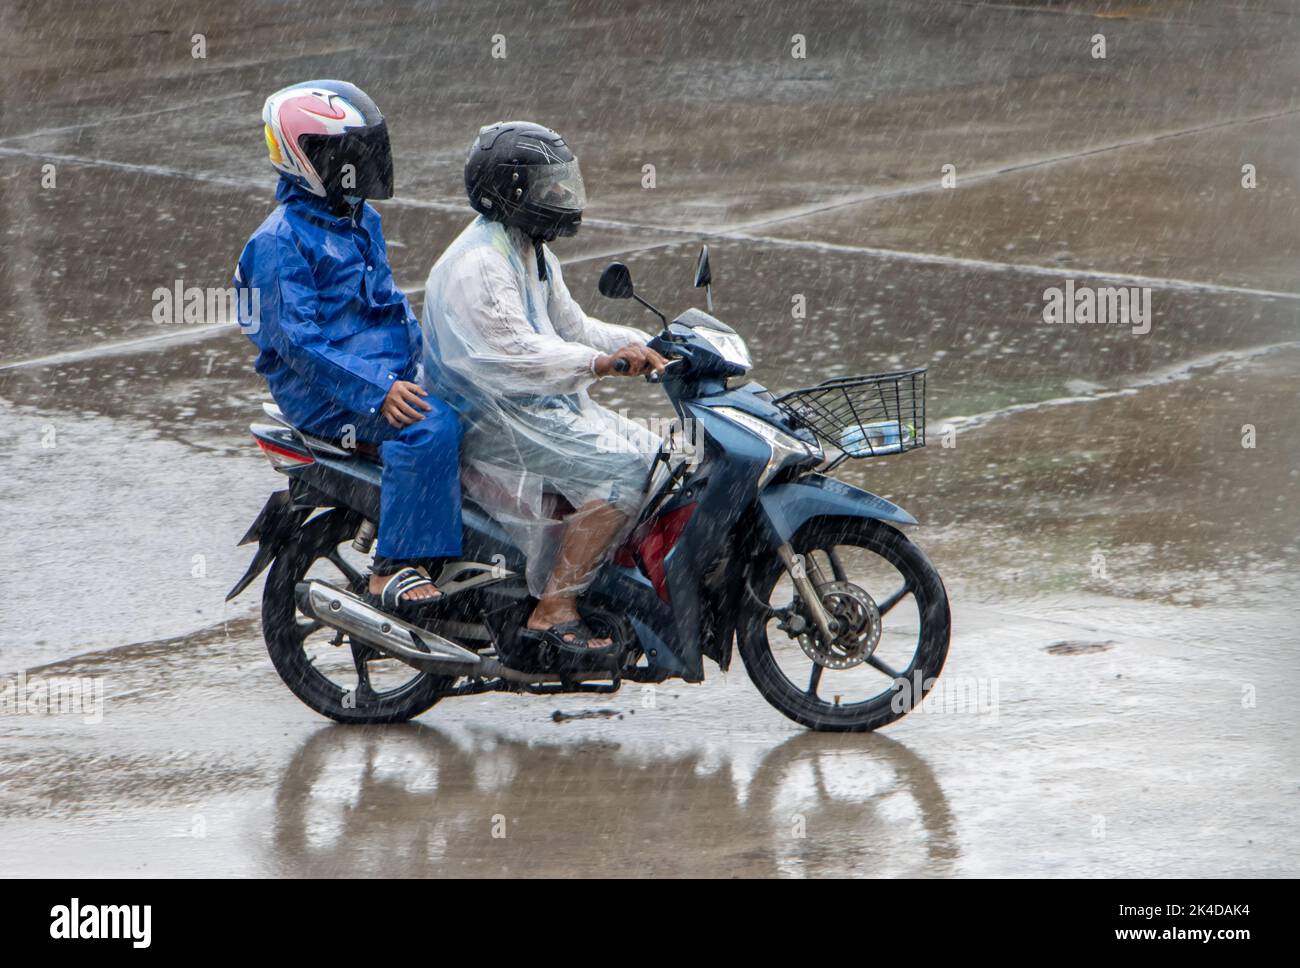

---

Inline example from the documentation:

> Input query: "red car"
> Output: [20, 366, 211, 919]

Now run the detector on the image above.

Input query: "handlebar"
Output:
[647, 357, 684, 384]
[612, 355, 682, 382]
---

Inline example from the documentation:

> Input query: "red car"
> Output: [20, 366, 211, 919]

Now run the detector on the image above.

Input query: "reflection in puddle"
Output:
[270, 725, 956, 878]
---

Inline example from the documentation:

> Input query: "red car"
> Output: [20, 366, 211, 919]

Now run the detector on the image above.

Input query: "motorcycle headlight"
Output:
[712, 406, 822, 486]
[695, 328, 752, 369]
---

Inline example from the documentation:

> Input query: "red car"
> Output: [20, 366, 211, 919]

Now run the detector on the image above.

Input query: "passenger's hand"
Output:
[595, 344, 668, 378]
[381, 380, 433, 427]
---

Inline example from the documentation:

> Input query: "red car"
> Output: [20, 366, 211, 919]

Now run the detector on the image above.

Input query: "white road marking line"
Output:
[0, 146, 249, 185]
[0, 323, 232, 372]
[935, 341, 1300, 432]
[726, 232, 1300, 302]
[0, 91, 252, 145]
[941, 0, 1213, 24]
[722, 105, 1300, 234]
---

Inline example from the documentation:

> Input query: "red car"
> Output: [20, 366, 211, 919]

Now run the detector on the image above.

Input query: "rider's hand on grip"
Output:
[595, 343, 668, 378]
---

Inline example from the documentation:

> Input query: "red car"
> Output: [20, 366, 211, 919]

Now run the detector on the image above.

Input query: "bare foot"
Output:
[527, 598, 612, 648]
[369, 571, 441, 602]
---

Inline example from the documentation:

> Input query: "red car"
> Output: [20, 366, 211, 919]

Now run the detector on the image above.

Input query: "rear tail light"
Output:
[255, 436, 314, 470]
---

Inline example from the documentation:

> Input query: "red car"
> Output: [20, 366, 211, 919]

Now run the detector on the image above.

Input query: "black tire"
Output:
[261, 509, 454, 724]
[738, 517, 950, 732]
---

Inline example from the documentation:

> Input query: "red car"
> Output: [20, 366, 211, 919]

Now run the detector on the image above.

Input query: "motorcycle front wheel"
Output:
[738, 517, 951, 732]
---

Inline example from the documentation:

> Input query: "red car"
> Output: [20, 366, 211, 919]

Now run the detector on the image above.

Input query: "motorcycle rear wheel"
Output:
[262, 509, 454, 724]
[738, 517, 950, 732]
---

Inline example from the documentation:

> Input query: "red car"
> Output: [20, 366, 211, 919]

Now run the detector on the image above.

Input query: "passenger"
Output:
[236, 81, 463, 612]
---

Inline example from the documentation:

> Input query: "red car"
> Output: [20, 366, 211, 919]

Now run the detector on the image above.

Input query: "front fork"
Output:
[774, 543, 840, 644]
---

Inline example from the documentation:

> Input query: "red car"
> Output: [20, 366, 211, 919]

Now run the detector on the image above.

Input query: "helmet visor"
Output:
[525, 160, 586, 212]
[300, 121, 395, 199]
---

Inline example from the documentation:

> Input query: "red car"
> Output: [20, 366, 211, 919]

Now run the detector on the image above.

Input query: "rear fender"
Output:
[225, 489, 317, 601]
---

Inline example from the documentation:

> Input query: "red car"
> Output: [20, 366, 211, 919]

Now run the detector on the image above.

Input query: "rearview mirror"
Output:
[693, 245, 711, 288]
[598, 262, 634, 299]
[693, 245, 714, 311]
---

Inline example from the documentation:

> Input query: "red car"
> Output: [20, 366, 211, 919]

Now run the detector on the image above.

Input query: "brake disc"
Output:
[796, 581, 882, 670]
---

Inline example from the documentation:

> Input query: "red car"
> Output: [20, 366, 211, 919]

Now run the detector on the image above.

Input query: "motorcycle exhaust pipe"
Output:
[294, 580, 613, 685]
[295, 579, 482, 677]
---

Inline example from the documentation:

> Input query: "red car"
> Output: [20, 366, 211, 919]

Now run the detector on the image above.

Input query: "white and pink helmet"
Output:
[262, 80, 394, 200]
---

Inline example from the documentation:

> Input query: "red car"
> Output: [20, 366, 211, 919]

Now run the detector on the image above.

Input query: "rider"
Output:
[235, 80, 462, 611]
[421, 121, 668, 662]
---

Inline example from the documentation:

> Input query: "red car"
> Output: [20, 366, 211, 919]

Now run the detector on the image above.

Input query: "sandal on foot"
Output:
[365, 567, 443, 615]
[519, 620, 624, 673]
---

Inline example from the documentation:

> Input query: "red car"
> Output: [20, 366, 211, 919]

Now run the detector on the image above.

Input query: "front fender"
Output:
[758, 474, 917, 545]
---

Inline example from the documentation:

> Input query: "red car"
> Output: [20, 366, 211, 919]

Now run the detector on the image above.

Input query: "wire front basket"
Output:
[774, 368, 926, 460]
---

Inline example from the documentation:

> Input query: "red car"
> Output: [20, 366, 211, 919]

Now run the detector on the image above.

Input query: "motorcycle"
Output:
[227, 247, 950, 732]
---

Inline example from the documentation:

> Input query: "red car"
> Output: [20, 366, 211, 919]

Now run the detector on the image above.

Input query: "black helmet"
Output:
[464, 121, 586, 241]
[263, 80, 394, 203]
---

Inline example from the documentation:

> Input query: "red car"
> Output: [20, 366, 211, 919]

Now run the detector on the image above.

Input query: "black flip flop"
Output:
[519, 620, 624, 674]
[365, 566, 443, 615]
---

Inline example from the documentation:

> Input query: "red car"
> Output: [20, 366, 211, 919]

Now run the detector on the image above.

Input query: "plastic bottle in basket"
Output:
[839, 420, 914, 456]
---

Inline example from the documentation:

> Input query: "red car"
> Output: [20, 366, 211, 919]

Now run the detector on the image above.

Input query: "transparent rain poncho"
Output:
[421, 216, 663, 594]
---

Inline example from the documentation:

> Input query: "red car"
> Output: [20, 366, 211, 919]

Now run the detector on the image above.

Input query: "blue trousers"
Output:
[303, 402, 464, 562]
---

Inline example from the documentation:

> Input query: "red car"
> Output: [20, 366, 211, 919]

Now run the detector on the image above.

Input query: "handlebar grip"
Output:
[613, 357, 630, 374]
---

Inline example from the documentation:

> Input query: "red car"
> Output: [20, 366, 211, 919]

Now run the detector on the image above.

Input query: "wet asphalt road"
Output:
[1, 0, 1298, 877]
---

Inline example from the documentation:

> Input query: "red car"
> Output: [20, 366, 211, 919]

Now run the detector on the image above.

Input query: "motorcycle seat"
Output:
[261, 401, 382, 463]
[261, 403, 567, 515]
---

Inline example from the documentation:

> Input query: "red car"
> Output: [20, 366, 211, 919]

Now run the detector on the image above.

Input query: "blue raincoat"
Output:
[235, 178, 462, 561]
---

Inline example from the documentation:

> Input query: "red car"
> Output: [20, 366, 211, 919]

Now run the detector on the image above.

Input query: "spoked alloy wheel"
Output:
[261, 510, 454, 723]
[738, 517, 950, 732]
